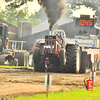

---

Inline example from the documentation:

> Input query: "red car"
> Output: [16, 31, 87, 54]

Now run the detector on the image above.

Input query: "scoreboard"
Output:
[76, 18, 94, 27]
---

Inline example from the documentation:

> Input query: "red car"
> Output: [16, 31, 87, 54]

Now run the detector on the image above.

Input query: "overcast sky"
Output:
[0, 0, 6, 9]
[0, 0, 95, 17]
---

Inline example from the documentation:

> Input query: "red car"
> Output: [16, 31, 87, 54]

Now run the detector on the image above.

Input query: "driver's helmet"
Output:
[81, 26, 84, 29]
[56, 32, 61, 37]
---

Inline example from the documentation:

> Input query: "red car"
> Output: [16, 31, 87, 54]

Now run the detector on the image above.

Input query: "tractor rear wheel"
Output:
[80, 51, 87, 73]
[33, 46, 45, 72]
[19, 52, 25, 66]
[60, 45, 81, 73]
[15, 52, 25, 66]
[33, 47, 40, 64]
[97, 61, 100, 71]
[0, 39, 3, 51]
[34, 55, 45, 72]
[66, 45, 81, 73]
[14, 59, 18, 66]
[31, 59, 34, 67]
[0, 45, 3, 52]
[31, 51, 34, 67]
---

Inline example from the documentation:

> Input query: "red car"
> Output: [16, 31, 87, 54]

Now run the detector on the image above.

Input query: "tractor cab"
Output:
[52, 30, 66, 45]
[53, 30, 66, 39]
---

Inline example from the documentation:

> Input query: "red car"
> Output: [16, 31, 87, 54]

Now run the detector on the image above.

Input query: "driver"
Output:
[79, 26, 88, 35]
[56, 32, 61, 38]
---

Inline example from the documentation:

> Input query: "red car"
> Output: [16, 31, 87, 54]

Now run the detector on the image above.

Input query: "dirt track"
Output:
[0, 68, 100, 99]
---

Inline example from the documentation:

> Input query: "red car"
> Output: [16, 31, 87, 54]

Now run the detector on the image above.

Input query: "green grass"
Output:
[0, 65, 34, 69]
[10, 86, 100, 100]
[96, 70, 100, 72]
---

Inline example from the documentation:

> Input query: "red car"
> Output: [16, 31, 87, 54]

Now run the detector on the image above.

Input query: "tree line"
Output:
[1, 0, 100, 27]
[5, 0, 100, 27]
[0, 5, 43, 27]
[0, 4, 70, 27]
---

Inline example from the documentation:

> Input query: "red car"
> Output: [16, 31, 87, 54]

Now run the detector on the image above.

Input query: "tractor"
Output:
[0, 23, 15, 66]
[32, 14, 100, 73]
[32, 29, 85, 73]
[0, 23, 29, 66]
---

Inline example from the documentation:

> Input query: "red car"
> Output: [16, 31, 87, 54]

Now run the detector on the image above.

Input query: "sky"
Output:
[73, 6, 95, 18]
[0, 0, 95, 17]
[0, 0, 6, 9]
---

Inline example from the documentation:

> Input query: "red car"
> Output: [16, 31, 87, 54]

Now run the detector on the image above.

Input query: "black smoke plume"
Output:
[39, 0, 66, 31]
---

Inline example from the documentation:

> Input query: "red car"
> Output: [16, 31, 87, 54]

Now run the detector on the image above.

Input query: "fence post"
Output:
[46, 73, 49, 98]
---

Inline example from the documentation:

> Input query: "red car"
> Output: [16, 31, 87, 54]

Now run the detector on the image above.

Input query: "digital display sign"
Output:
[76, 18, 94, 27]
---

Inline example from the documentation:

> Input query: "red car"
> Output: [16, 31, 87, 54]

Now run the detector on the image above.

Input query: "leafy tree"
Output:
[28, 12, 41, 27]
[36, 8, 47, 22]
[4, 0, 100, 26]
[4, 0, 100, 14]
[3, 6, 29, 26]
[5, 0, 34, 8]
[66, 0, 100, 11]
[16, 7, 29, 22]
[4, 6, 18, 24]
[0, 7, 5, 20]
[0, 5, 41, 27]
[65, 5, 73, 17]
[65, 0, 100, 26]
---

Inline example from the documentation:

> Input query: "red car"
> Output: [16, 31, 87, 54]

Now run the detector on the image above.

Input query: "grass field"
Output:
[0, 65, 34, 69]
[9, 86, 100, 100]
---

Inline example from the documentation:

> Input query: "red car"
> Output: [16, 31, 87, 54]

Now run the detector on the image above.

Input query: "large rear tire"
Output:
[31, 59, 34, 67]
[80, 51, 87, 73]
[0, 39, 3, 51]
[34, 55, 45, 72]
[15, 52, 25, 66]
[67, 45, 81, 73]
[97, 61, 100, 71]
[14, 59, 18, 66]
[59, 45, 81, 73]
[33, 46, 45, 72]
[33, 47, 40, 64]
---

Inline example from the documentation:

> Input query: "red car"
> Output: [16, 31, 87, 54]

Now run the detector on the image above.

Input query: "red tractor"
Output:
[32, 14, 100, 73]
[32, 30, 86, 73]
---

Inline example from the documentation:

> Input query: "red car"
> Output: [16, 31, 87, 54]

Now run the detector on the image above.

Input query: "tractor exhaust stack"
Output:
[49, 31, 52, 35]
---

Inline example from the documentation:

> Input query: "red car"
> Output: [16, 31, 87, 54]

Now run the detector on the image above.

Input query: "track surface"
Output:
[0, 68, 100, 99]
